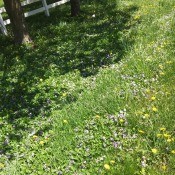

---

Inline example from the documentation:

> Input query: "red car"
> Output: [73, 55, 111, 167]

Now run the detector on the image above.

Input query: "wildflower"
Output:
[152, 107, 158, 112]
[163, 134, 171, 138]
[151, 148, 158, 154]
[145, 89, 150, 93]
[63, 120, 68, 124]
[104, 164, 110, 170]
[159, 72, 165, 75]
[161, 165, 167, 171]
[144, 113, 150, 118]
[171, 150, 175, 154]
[95, 115, 100, 119]
[157, 134, 162, 137]
[39, 141, 44, 145]
[138, 130, 145, 134]
[119, 119, 124, 123]
[110, 160, 115, 164]
[0, 163, 5, 168]
[32, 135, 38, 139]
[159, 64, 163, 69]
[62, 93, 67, 97]
[166, 61, 172, 64]
[160, 127, 166, 131]
[151, 96, 156, 100]
[167, 139, 172, 142]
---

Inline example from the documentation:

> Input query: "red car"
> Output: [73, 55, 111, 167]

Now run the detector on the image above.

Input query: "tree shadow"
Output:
[0, 0, 139, 158]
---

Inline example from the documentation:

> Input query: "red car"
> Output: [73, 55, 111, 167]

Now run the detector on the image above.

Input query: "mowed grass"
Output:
[0, 0, 175, 174]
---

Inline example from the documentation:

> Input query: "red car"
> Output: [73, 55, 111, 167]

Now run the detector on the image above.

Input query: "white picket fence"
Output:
[0, 0, 70, 35]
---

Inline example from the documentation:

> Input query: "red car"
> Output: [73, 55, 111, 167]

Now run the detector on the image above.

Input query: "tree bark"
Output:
[70, 0, 80, 16]
[3, 0, 32, 44]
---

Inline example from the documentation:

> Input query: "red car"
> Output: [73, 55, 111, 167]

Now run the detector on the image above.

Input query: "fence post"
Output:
[41, 0, 50, 16]
[0, 13, 7, 35]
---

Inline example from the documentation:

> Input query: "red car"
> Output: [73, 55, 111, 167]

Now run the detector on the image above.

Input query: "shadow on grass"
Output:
[0, 0, 138, 157]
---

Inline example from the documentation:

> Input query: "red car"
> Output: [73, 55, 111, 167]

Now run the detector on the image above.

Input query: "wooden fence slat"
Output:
[48, 0, 70, 9]
[0, 13, 7, 35]
[21, 0, 40, 6]
[41, 0, 50, 16]
[0, 0, 70, 35]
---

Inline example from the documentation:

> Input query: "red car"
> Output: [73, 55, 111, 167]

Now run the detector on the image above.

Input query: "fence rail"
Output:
[0, 0, 70, 35]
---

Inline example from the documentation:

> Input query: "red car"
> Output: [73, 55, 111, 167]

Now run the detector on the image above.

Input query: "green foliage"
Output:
[0, 0, 175, 174]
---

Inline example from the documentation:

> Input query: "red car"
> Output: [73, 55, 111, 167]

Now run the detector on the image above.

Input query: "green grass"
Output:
[0, 0, 175, 174]
[0, 0, 3, 7]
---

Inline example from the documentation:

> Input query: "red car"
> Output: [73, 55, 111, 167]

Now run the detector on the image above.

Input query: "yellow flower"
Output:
[138, 130, 145, 134]
[152, 107, 158, 112]
[95, 115, 100, 119]
[63, 120, 68, 124]
[167, 138, 172, 142]
[110, 160, 115, 164]
[104, 164, 110, 170]
[119, 119, 124, 123]
[159, 72, 165, 75]
[161, 165, 167, 171]
[144, 113, 150, 118]
[39, 141, 44, 145]
[0, 163, 5, 168]
[159, 64, 163, 69]
[163, 134, 171, 138]
[151, 148, 158, 154]
[171, 150, 175, 154]
[160, 127, 166, 131]
[32, 135, 38, 139]
[62, 93, 67, 97]
[157, 134, 162, 137]
[151, 96, 156, 100]
[146, 89, 150, 93]
[166, 61, 172, 64]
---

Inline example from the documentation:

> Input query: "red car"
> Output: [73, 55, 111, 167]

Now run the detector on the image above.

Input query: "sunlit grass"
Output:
[0, 0, 175, 174]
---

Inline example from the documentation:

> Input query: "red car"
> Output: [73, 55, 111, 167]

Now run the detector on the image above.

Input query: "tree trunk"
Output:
[3, 0, 32, 44]
[70, 0, 80, 16]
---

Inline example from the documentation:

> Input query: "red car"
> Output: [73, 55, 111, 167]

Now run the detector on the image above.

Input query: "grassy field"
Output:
[0, 0, 175, 174]
[0, 0, 3, 7]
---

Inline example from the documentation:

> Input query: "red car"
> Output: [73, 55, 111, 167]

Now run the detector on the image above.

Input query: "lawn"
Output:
[0, 0, 3, 7]
[0, 0, 175, 174]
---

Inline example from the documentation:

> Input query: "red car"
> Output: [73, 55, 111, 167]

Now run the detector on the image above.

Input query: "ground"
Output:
[0, 0, 175, 174]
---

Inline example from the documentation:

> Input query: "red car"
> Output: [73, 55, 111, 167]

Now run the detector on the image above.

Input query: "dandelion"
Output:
[171, 150, 175, 154]
[151, 96, 156, 100]
[62, 93, 67, 97]
[161, 165, 167, 171]
[158, 64, 163, 69]
[167, 139, 172, 142]
[160, 127, 166, 131]
[104, 164, 110, 170]
[157, 134, 162, 137]
[95, 115, 100, 119]
[163, 134, 171, 138]
[63, 120, 68, 124]
[152, 107, 158, 112]
[166, 61, 172, 64]
[119, 119, 124, 123]
[39, 141, 44, 145]
[110, 160, 115, 164]
[138, 130, 145, 134]
[159, 72, 165, 75]
[0, 163, 5, 168]
[145, 89, 150, 93]
[151, 148, 158, 154]
[32, 135, 38, 139]
[144, 113, 150, 118]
